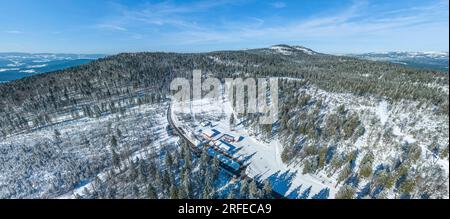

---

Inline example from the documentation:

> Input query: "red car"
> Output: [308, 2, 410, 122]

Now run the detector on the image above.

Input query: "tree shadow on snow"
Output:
[266, 170, 298, 196]
[242, 152, 257, 163]
[286, 185, 303, 199]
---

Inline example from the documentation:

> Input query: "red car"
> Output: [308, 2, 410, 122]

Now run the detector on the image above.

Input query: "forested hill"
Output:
[0, 45, 448, 137]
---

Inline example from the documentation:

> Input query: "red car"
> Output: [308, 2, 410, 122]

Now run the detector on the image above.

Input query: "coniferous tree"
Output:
[240, 179, 249, 199]
[229, 114, 235, 130]
[203, 180, 213, 199]
[170, 185, 179, 199]
[182, 170, 192, 199]
[147, 184, 158, 199]
[212, 156, 220, 180]
[249, 180, 260, 199]
[337, 164, 352, 185]
[165, 153, 173, 168]
[262, 180, 273, 199]
[335, 185, 356, 199]
[112, 149, 121, 169]
[116, 128, 122, 138]
[111, 135, 118, 149]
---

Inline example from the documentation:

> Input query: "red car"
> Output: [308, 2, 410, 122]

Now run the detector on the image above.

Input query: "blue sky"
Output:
[0, 0, 448, 54]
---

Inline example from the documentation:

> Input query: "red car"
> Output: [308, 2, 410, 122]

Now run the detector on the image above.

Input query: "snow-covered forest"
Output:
[0, 45, 448, 199]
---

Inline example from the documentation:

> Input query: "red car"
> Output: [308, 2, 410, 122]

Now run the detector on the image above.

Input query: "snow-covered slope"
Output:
[0, 103, 174, 198]
[269, 45, 318, 56]
[171, 75, 449, 199]
[254, 78, 449, 199]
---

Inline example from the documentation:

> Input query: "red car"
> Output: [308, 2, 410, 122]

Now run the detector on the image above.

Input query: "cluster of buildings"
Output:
[198, 126, 244, 172]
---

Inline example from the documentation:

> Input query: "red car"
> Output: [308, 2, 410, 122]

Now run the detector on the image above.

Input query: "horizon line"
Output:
[0, 45, 449, 56]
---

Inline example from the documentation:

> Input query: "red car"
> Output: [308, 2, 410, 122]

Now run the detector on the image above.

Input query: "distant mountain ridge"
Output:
[0, 52, 105, 59]
[1, 46, 448, 84]
[347, 51, 449, 72]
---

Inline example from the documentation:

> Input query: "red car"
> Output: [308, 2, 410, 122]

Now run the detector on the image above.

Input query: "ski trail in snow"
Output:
[272, 140, 283, 166]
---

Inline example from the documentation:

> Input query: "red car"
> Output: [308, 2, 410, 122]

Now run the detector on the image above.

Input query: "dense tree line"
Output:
[0, 47, 447, 137]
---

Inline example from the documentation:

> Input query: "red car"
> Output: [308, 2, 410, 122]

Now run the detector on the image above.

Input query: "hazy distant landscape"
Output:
[349, 52, 449, 72]
[0, 53, 105, 82]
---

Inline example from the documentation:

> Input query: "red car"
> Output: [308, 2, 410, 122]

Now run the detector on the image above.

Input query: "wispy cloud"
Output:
[91, 0, 448, 52]
[161, 0, 448, 50]
[95, 24, 128, 31]
[271, 2, 286, 9]
[5, 30, 23, 34]
[102, 0, 242, 29]
[0, 0, 447, 53]
[131, 33, 143, 40]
